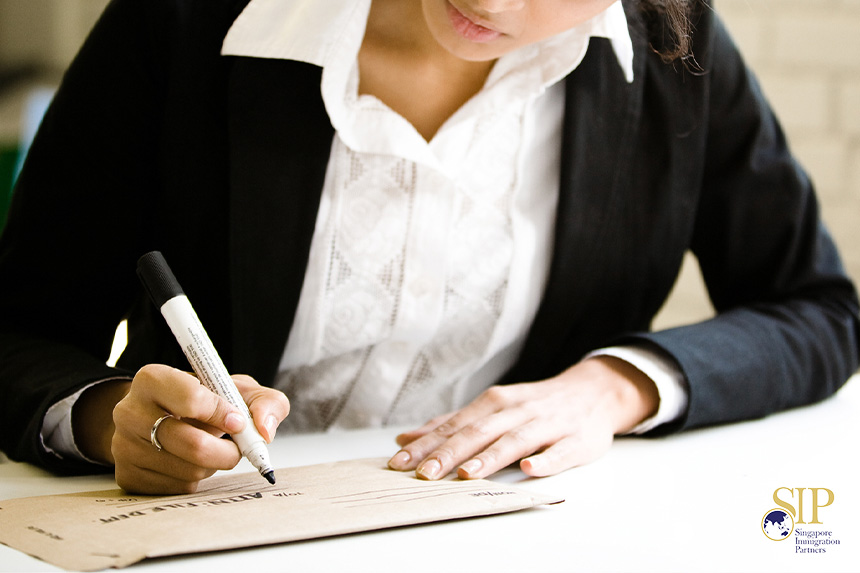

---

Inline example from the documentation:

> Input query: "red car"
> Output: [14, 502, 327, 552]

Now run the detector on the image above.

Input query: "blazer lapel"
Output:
[505, 23, 648, 383]
[226, 57, 334, 384]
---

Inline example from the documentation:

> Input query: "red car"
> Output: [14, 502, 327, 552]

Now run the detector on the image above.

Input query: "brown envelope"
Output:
[0, 457, 563, 571]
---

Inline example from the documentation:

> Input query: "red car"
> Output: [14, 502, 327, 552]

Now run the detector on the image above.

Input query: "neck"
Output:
[363, 0, 495, 88]
[358, 0, 495, 140]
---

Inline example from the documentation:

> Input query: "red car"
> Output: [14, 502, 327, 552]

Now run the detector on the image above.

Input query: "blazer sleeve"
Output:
[630, 10, 860, 433]
[0, 0, 248, 473]
[0, 0, 176, 473]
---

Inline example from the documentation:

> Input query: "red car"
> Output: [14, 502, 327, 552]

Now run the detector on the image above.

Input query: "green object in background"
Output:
[0, 86, 55, 235]
[0, 144, 20, 234]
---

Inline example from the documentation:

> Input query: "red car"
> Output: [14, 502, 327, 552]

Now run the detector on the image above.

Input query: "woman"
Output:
[0, 0, 857, 494]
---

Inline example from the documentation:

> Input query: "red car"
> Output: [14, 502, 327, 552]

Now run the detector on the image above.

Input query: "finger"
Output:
[394, 412, 454, 448]
[143, 414, 244, 469]
[412, 408, 534, 480]
[113, 414, 240, 495]
[520, 430, 614, 477]
[389, 387, 514, 472]
[117, 466, 212, 495]
[388, 414, 472, 472]
[454, 418, 552, 480]
[113, 406, 242, 471]
[115, 448, 220, 495]
[134, 365, 246, 436]
[234, 375, 291, 443]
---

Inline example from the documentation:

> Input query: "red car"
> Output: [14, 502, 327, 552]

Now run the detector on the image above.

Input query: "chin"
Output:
[424, 0, 513, 62]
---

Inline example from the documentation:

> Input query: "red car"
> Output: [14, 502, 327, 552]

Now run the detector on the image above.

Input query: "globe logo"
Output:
[762, 508, 795, 541]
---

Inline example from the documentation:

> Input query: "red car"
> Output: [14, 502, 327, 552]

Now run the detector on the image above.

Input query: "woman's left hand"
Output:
[387, 356, 659, 480]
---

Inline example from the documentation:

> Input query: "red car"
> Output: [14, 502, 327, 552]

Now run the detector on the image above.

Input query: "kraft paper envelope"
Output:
[0, 457, 563, 571]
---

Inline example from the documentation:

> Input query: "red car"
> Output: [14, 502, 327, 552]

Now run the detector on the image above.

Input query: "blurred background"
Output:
[0, 0, 858, 330]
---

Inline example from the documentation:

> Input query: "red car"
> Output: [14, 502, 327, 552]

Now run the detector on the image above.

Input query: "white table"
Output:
[2, 375, 858, 572]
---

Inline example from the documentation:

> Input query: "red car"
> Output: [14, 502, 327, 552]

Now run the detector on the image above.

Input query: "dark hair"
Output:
[638, 0, 701, 63]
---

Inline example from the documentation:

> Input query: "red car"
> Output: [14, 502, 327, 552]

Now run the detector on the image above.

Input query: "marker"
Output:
[136, 251, 276, 485]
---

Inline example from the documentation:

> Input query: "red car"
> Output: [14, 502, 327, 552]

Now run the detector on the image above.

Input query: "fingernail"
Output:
[264, 415, 278, 441]
[458, 459, 482, 478]
[388, 450, 411, 470]
[225, 412, 245, 433]
[521, 457, 537, 473]
[417, 459, 442, 480]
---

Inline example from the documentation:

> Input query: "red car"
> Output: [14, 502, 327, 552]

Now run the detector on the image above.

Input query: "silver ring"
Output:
[150, 414, 173, 452]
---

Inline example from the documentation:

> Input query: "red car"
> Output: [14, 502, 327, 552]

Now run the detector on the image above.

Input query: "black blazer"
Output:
[1, 0, 858, 474]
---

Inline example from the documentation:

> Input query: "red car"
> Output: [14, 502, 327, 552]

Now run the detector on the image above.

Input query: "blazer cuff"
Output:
[41, 376, 131, 466]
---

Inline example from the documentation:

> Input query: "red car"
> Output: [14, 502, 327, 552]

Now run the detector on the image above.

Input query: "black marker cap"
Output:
[137, 251, 184, 309]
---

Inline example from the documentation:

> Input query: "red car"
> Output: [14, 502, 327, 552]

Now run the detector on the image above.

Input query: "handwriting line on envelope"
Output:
[106, 486, 281, 509]
[322, 485, 515, 507]
[321, 484, 460, 499]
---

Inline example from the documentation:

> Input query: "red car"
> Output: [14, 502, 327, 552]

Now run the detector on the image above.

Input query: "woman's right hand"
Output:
[72, 364, 289, 494]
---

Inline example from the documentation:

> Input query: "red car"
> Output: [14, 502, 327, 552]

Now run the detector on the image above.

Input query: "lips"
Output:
[446, 2, 503, 43]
